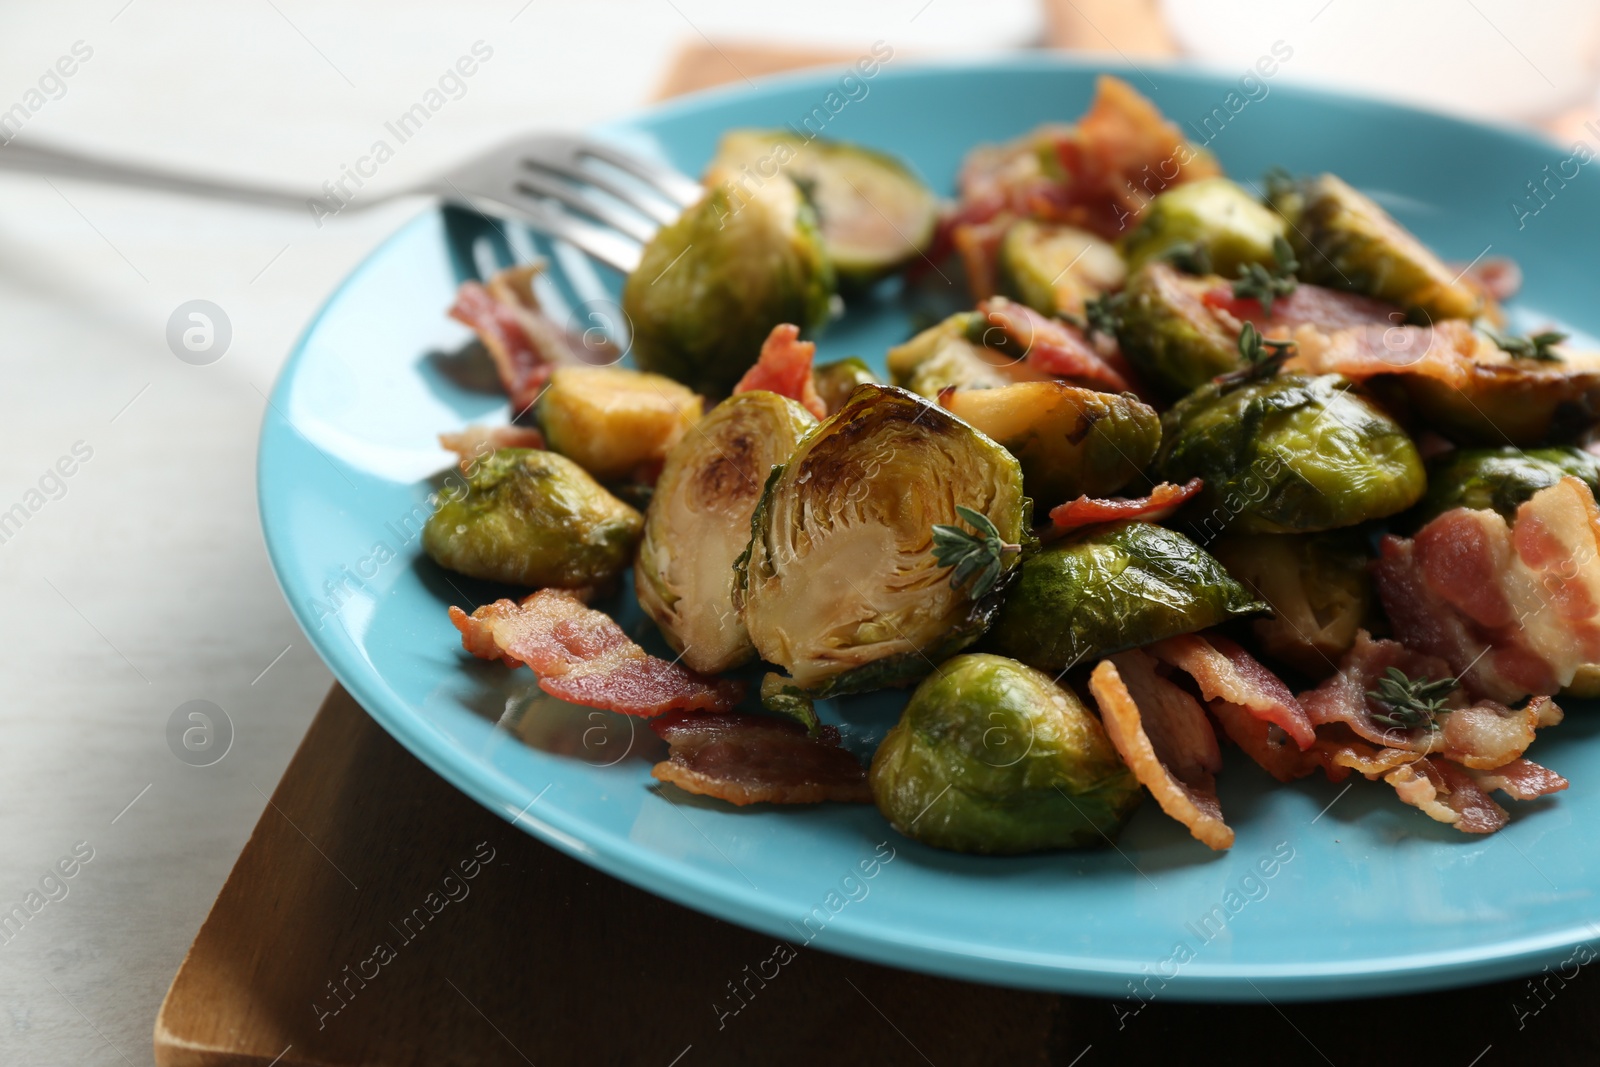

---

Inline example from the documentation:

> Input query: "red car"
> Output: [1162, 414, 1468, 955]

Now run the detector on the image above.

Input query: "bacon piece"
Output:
[1373, 477, 1600, 702]
[1201, 282, 1401, 336]
[649, 711, 870, 805]
[438, 424, 546, 470]
[449, 265, 598, 414]
[1456, 255, 1522, 304]
[976, 297, 1134, 394]
[1462, 757, 1568, 801]
[1298, 631, 1558, 768]
[1149, 633, 1316, 750]
[1090, 652, 1233, 850]
[1208, 700, 1332, 783]
[1383, 758, 1508, 834]
[733, 324, 827, 420]
[449, 591, 744, 716]
[1049, 479, 1203, 534]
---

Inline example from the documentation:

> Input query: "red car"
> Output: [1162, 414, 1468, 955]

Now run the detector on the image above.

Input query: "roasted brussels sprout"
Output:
[1268, 172, 1480, 321]
[1121, 177, 1287, 278]
[886, 311, 1050, 399]
[423, 448, 642, 587]
[1153, 373, 1425, 534]
[996, 220, 1126, 317]
[535, 366, 702, 483]
[941, 382, 1160, 506]
[1409, 446, 1600, 528]
[811, 357, 880, 416]
[635, 391, 816, 674]
[708, 130, 938, 284]
[1209, 532, 1373, 676]
[1116, 261, 1242, 399]
[986, 521, 1264, 671]
[735, 384, 1027, 695]
[870, 653, 1141, 853]
[622, 173, 835, 397]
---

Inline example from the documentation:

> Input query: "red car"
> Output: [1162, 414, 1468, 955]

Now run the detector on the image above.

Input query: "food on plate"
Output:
[622, 167, 835, 397]
[434, 75, 1591, 850]
[870, 653, 1141, 853]
[635, 390, 816, 674]
[708, 130, 938, 284]
[422, 448, 642, 588]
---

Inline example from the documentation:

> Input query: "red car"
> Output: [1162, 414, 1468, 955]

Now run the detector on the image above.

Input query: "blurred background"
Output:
[2, 0, 1597, 1062]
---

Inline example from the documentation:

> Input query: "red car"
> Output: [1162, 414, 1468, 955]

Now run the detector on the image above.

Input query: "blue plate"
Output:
[259, 57, 1600, 1001]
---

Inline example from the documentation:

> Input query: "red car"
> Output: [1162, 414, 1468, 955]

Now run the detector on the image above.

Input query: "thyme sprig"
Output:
[1066, 292, 1125, 340]
[932, 505, 1020, 600]
[1365, 666, 1458, 732]
[1484, 328, 1566, 363]
[1231, 235, 1300, 316]
[1215, 322, 1296, 389]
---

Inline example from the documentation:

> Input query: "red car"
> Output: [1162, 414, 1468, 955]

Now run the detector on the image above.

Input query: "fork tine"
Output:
[510, 169, 659, 243]
[521, 155, 684, 228]
[564, 136, 704, 209]
[446, 192, 642, 274]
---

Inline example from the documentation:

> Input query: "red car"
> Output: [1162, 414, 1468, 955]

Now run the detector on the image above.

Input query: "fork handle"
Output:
[0, 137, 328, 212]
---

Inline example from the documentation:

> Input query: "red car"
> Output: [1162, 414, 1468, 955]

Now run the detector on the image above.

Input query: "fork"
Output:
[0, 133, 702, 273]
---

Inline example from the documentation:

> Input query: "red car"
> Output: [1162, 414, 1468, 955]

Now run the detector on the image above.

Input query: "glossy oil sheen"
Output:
[259, 58, 1600, 1000]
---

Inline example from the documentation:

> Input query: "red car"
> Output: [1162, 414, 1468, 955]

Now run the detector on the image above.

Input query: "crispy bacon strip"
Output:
[1090, 652, 1233, 850]
[1373, 478, 1600, 702]
[1462, 757, 1568, 801]
[437, 425, 546, 470]
[1049, 479, 1202, 534]
[1150, 633, 1316, 750]
[1384, 758, 1508, 834]
[450, 265, 597, 414]
[649, 711, 870, 805]
[976, 297, 1134, 393]
[449, 591, 744, 716]
[1200, 282, 1401, 336]
[733, 324, 827, 420]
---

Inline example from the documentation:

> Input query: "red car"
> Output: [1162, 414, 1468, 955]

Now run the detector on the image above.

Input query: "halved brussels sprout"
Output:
[635, 391, 817, 674]
[1116, 261, 1242, 399]
[941, 382, 1160, 506]
[1209, 532, 1373, 677]
[1121, 177, 1287, 278]
[422, 448, 642, 587]
[996, 220, 1126, 317]
[535, 365, 702, 483]
[1409, 446, 1600, 528]
[708, 130, 938, 284]
[1153, 373, 1425, 534]
[985, 521, 1264, 672]
[623, 173, 835, 398]
[812, 357, 880, 416]
[886, 311, 1050, 399]
[1268, 172, 1480, 321]
[870, 653, 1141, 854]
[734, 384, 1026, 695]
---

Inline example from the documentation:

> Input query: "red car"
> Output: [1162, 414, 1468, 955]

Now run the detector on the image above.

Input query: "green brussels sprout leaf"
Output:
[760, 672, 821, 737]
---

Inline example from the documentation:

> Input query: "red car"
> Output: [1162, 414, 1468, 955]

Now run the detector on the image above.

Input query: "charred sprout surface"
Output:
[1366, 666, 1457, 732]
[423, 448, 642, 588]
[1122, 176, 1289, 279]
[1116, 261, 1244, 399]
[623, 173, 835, 398]
[1210, 531, 1374, 676]
[635, 391, 817, 675]
[996, 220, 1126, 317]
[708, 130, 938, 283]
[1267, 171, 1481, 321]
[812, 357, 881, 416]
[1410, 446, 1600, 528]
[870, 653, 1141, 854]
[941, 381, 1160, 507]
[1154, 372, 1425, 534]
[985, 521, 1265, 672]
[734, 384, 1026, 696]
[535, 366, 702, 483]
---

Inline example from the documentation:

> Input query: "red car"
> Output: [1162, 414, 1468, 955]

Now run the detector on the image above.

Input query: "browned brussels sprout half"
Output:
[1153, 373, 1425, 535]
[1209, 532, 1373, 677]
[886, 311, 1052, 400]
[996, 220, 1126, 317]
[1121, 177, 1287, 279]
[422, 448, 642, 588]
[636, 391, 817, 674]
[942, 382, 1160, 506]
[870, 653, 1141, 854]
[1116, 261, 1243, 399]
[1409, 446, 1600, 528]
[535, 366, 702, 483]
[986, 521, 1265, 672]
[1268, 172, 1480, 321]
[622, 173, 835, 398]
[734, 384, 1026, 696]
[708, 130, 938, 284]
[811, 357, 880, 416]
